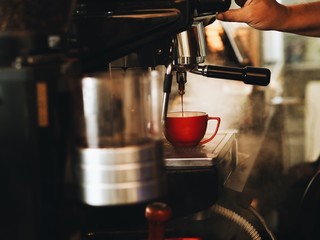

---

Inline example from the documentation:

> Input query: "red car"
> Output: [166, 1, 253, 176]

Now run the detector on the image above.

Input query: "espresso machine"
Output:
[0, 1, 271, 240]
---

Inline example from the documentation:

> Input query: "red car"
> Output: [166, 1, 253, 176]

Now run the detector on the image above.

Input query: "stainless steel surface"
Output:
[191, 65, 206, 75]
[162, 92, 170, 126]
[161, 64, 173, 127]
[164, 131, 238, 184]
[74, 141, 165, 206]
[70, 68, 165, 206]
[173, 21, 207, 68]
[71, 68, 163, 147]
[149, 70, 164, 139]
[164, 131, 236, 166]
[176, 70, 187, 96]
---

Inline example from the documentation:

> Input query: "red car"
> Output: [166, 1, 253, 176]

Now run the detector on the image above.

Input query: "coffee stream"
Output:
[180, 94, 184, 117]
[177, 72, 186, 117]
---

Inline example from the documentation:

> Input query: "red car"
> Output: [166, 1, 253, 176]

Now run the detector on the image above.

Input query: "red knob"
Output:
[145, 202, 172, 240]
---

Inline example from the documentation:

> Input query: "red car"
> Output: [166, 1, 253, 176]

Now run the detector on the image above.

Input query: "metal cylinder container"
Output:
[174, 21, 207, 69]
[74, 141, 164, 206]
[70, 68, 165, 206]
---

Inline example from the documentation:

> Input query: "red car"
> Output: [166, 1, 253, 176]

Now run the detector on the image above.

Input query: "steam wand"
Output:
[161, 65, 188, 126]
[191, 65, 271, 86]
[161, 63, 173, 127]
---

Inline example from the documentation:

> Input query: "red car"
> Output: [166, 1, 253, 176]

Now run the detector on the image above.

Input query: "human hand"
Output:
[216, 0, 289, 31]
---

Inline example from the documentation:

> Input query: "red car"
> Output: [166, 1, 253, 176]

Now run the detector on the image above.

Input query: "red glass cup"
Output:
[164, 111, 221, 147]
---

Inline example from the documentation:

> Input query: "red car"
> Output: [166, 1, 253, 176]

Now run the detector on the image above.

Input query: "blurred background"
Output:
[168, 0, 320, 238]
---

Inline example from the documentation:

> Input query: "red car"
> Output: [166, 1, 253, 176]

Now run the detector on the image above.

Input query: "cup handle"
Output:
[199, 117, 221, 145]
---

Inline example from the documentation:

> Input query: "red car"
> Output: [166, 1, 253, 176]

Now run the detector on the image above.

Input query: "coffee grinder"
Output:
[0, 1, 76, 240]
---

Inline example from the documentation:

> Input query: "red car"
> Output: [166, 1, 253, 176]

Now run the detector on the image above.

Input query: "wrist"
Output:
[276, 3, 320, 36]
[272, 4, 291, 32]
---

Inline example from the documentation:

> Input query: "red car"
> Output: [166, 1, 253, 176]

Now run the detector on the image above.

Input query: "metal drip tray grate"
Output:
[164, 131, 238, 180]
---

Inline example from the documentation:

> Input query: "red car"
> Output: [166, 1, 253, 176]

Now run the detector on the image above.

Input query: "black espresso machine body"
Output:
[68, 0, 232, 71]
[0, 1, 77, 240]
[64, 1, 234, 238]
[0, 1, 271, 240]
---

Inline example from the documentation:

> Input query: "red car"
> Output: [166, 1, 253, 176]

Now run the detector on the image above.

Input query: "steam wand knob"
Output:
[145, 202, 172, 240]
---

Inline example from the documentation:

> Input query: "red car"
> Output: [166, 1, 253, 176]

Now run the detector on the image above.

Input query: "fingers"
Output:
[235, 0, 247, 7]
[216, 9, 246, 23]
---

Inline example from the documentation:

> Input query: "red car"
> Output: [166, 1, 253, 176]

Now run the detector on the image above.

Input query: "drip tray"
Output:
[164, 131, 238, 183]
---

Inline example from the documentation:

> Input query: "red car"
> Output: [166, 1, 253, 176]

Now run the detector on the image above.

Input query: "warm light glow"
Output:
[251, 198, 259, 209]
[205, 22, 225, 52]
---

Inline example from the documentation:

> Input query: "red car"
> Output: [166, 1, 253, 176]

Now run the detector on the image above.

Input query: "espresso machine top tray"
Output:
[164, 131, 238, 170]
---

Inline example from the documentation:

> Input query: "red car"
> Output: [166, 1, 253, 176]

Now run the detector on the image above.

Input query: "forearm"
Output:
[216, 0, 320, 37]
[279, 2, 320, 37]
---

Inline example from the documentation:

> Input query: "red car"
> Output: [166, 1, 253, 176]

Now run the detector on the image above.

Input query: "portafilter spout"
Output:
[162, 22, 207, 126]
[176, 70, 187, 96]
[191, 65, 271, 86]
[161, 66, 187, 128]
[161, 20, 207, 124]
